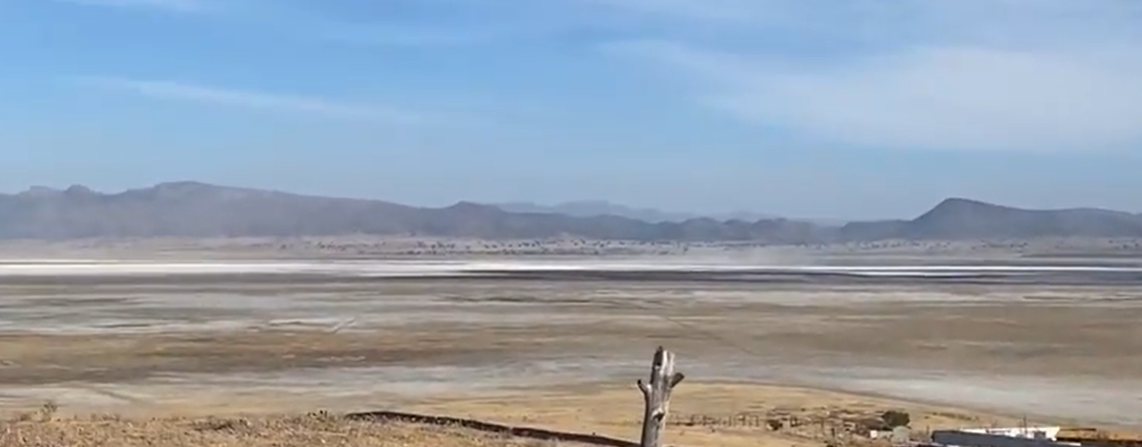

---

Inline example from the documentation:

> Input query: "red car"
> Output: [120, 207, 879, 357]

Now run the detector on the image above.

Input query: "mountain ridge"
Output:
[491, 200, 785, 224]
[1, 182, 1139, 242]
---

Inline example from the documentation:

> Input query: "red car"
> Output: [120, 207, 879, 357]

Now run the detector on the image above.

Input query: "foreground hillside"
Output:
[0, 414, 588, 447]
[2, 182, 1140, 241]
[0, 383, 1058, 447]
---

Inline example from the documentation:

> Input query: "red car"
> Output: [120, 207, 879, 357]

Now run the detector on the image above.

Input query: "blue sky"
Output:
[2, 0, 1141, 219]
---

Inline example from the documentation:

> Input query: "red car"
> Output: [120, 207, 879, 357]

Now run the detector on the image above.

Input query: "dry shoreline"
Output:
[2, 258, 1140, 446]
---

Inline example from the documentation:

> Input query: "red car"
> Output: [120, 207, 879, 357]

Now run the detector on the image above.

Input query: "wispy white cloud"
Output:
[313, 21, 500, 47]
[600, 0, 1142, 152]
[50, 0, 209, 13]
[47, 0, 499, 46]
[69, 76, 429, 125]
[572, 0, 768, 23]
[612, 41, 1142, 151]
[577, 0, 1142, 36]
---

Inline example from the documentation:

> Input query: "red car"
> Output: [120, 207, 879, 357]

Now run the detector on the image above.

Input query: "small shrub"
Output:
[881, 410, 911, 428]
[38, 400, 58, 422]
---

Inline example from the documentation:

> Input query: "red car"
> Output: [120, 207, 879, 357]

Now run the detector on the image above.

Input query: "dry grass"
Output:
[0, 382, 1116, 447]
[406, 383, 1031, 447]
[0, 411, 574, 447]
[0, 382, 1033, 447]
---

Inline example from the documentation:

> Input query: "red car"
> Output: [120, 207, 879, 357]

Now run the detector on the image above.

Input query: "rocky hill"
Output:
[839, 198, 1142, 241]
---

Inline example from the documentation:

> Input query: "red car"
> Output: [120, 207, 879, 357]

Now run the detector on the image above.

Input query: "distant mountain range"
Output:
[1, 182, 1140, 242]
[492, 201, 784, 224]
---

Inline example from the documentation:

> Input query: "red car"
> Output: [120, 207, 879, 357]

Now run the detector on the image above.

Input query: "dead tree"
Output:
[637, 346, 684, 447]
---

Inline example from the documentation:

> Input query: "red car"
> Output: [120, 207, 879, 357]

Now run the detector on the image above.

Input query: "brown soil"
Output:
[0, 383, 1036, 447]
[3, 271, 1142, 435]
[0, 413, 585, 447]
[406, 382, 1036, 447]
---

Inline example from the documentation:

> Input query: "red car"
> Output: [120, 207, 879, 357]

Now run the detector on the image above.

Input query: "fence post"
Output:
[638, 346, 684, 447]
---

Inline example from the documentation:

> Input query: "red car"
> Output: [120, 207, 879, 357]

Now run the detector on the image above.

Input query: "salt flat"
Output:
[2, 259, 1141, 277]
[1, 259, 1140, 431]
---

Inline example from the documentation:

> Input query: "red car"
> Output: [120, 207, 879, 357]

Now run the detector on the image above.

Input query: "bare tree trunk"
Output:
[638, 346, 684, 447]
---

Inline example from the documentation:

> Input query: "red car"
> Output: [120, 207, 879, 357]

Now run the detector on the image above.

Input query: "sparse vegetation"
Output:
[880, 410, 911, 428]
[0, 413, 586, 447]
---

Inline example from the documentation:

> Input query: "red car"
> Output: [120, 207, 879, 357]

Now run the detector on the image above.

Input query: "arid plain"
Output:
[2, 241, 1141, 446]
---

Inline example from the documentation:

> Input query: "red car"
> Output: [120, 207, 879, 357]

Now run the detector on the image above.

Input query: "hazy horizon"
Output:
[9, 180, 1142, 224]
